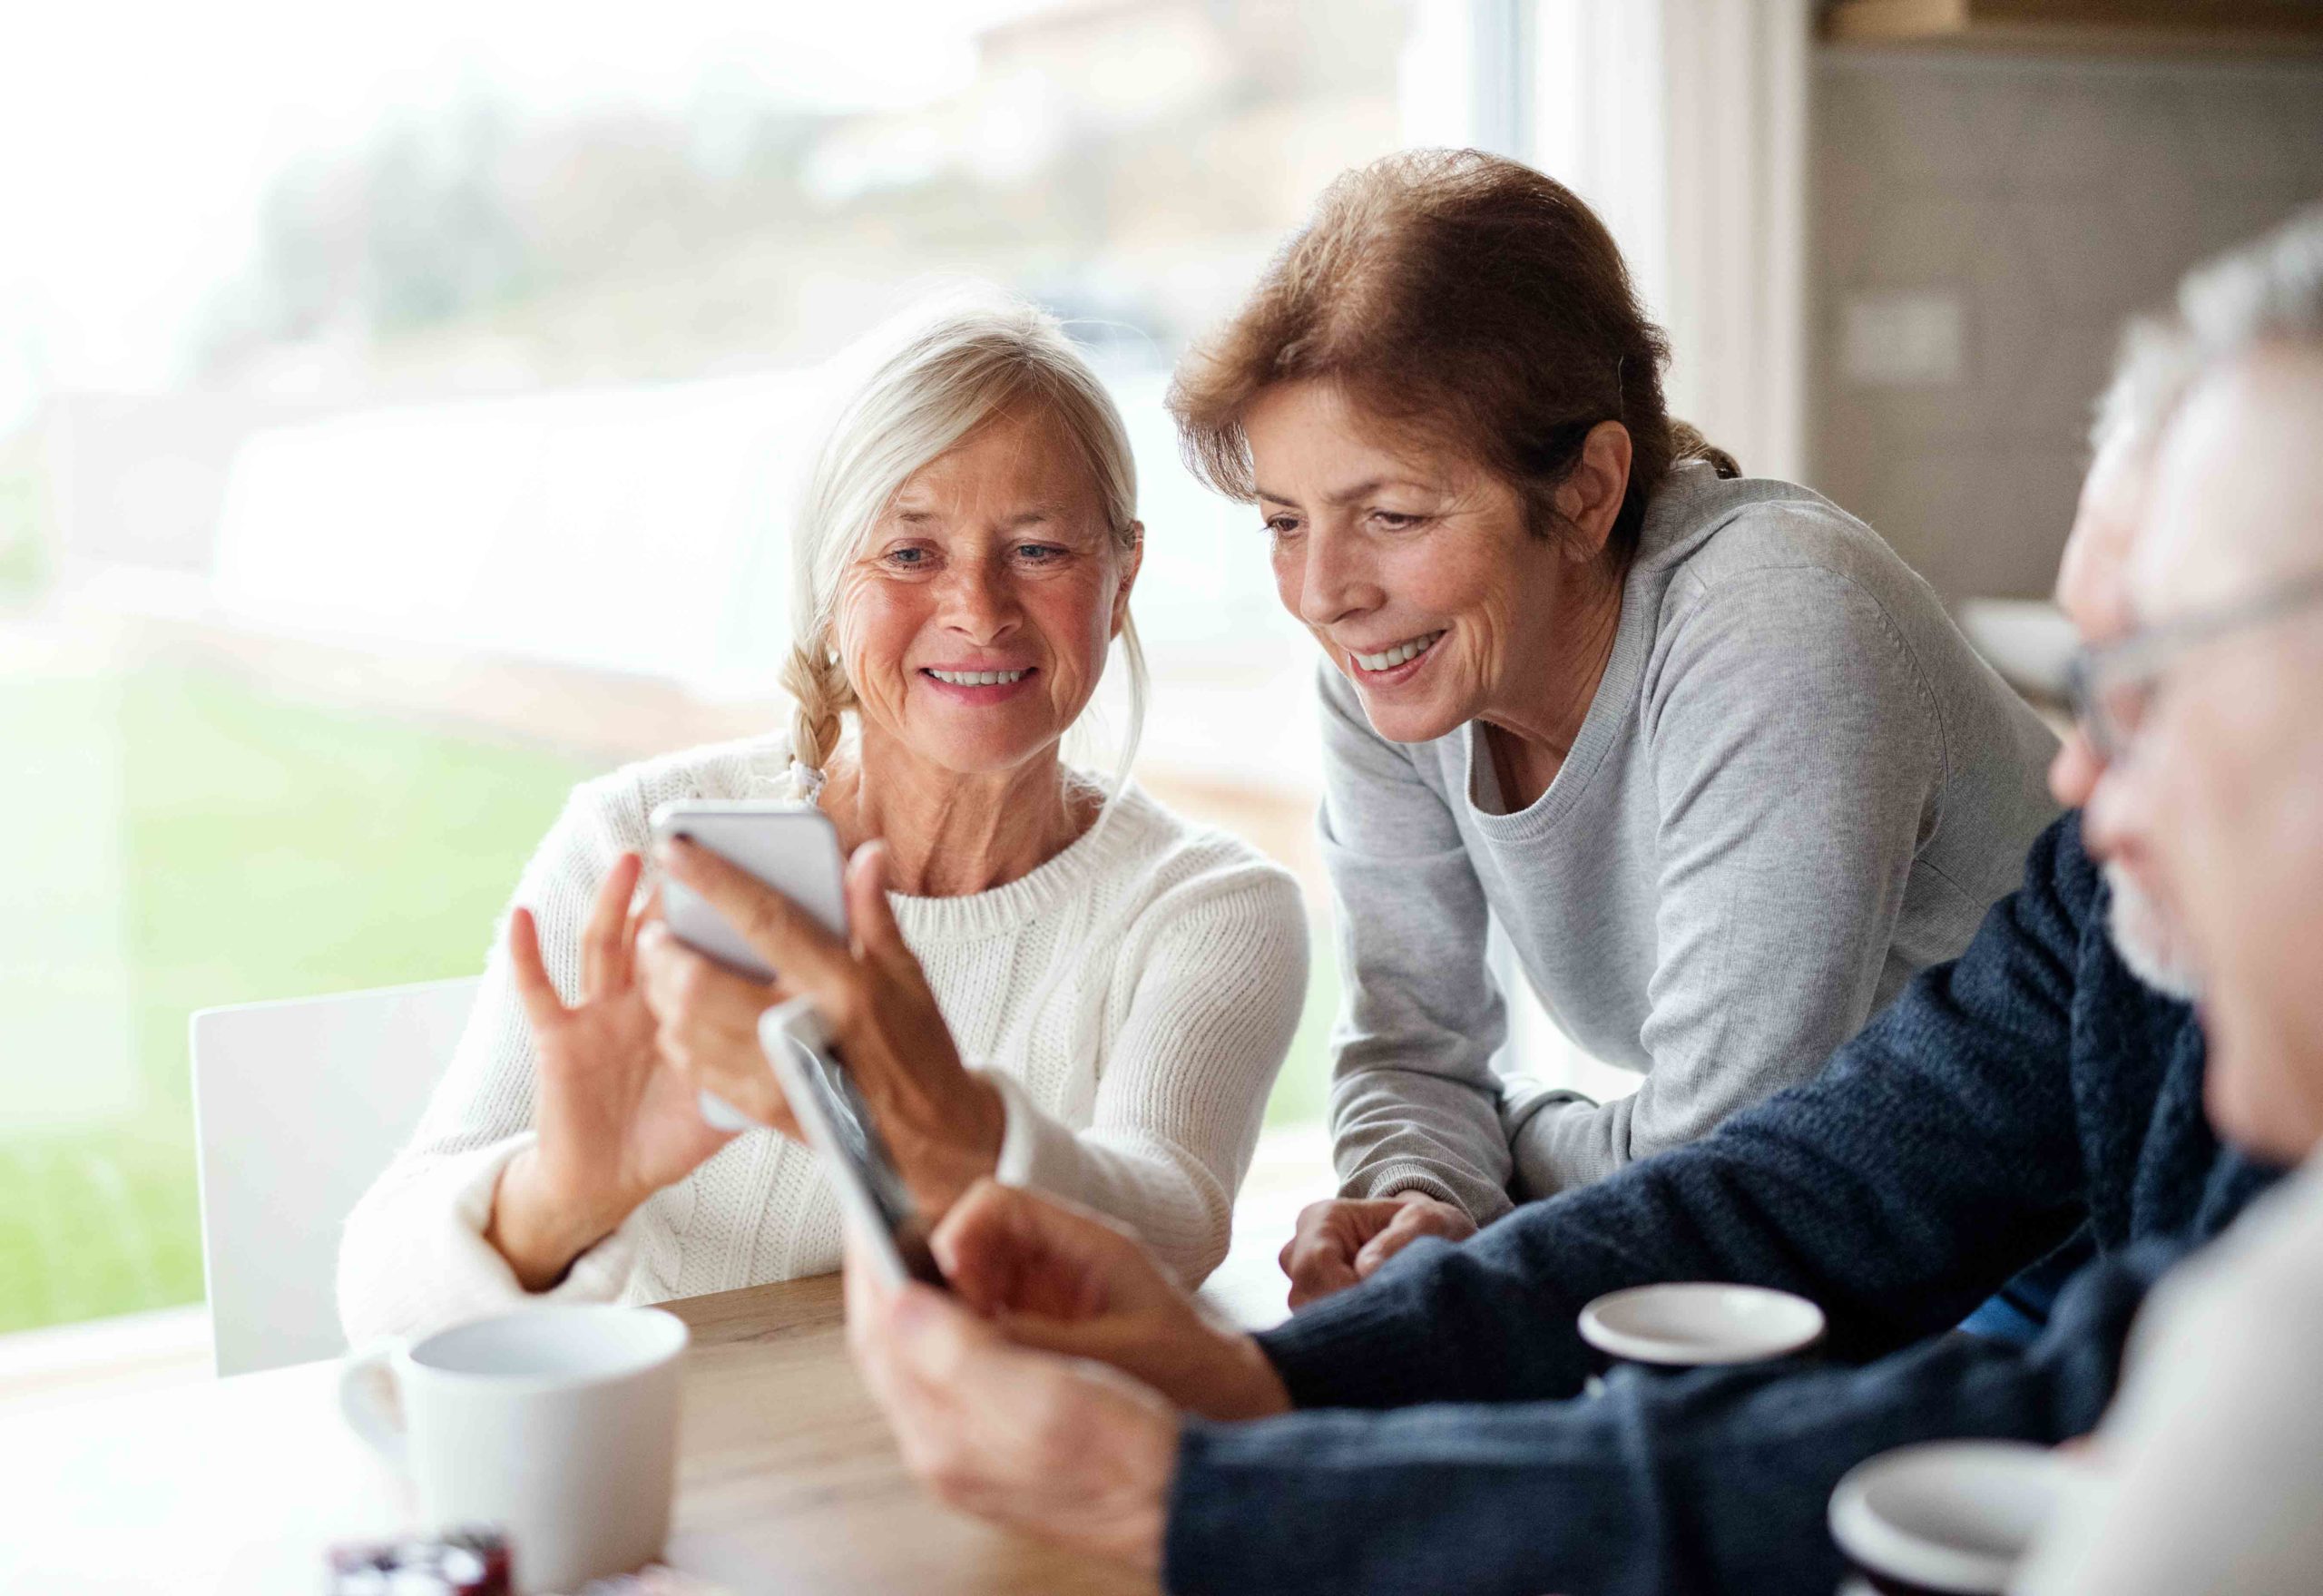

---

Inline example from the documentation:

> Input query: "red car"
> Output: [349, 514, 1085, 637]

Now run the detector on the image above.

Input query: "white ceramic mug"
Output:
[1828, 1439, 2077, 1596]
[1577, 1281, 1827, 1393]
[338, 1305, 689, 1595]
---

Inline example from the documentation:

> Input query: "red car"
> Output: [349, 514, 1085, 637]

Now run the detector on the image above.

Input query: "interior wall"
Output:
[1806, 47, 2323, 602]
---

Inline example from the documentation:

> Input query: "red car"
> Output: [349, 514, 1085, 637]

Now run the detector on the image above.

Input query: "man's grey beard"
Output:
[2104, 863, 2204, 1003]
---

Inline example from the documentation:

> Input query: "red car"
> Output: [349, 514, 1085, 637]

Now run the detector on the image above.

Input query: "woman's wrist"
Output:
[486, 1148, 635, 1293]
[884, 1072, 1007, 1215]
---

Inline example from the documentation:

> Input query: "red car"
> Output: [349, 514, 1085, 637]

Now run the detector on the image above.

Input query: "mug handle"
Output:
[338, 1339, 410, 1474]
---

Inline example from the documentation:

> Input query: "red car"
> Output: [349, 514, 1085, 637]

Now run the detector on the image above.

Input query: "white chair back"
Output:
[190, 976, 479, 1376]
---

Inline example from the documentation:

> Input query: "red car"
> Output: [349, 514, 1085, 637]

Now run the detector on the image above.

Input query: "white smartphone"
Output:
[648, 799, 847, 982]
[758, 998, 946, 1290]
[648, 800, 847, 1131]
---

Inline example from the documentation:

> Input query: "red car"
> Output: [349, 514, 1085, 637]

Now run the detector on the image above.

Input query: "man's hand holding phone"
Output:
[842, 1180, 1291, 1574]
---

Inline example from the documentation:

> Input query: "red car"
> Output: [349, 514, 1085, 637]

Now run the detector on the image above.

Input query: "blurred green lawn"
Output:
[0, 660, 1335, 1337]
[0, 662, 596, 1335]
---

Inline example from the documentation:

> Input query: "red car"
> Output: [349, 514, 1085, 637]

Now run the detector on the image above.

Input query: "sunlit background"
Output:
[5, 0, 2321, 1346]
[0, 0, 1495, 1338]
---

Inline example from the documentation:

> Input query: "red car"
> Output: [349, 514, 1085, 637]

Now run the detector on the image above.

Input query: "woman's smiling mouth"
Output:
[1348, 630, 1445, 680]
[919, 664, 1040, 701]
[926, 667, 1031, 686]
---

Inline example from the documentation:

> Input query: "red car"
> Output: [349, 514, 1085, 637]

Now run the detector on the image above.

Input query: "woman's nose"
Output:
[938, 556, 1022, 640]
[1297, 522, 1377, 628]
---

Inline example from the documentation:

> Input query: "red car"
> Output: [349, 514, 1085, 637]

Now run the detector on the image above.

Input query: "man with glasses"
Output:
[842, 214, 2318, 1596]
[2019, 211, 2323, 1596]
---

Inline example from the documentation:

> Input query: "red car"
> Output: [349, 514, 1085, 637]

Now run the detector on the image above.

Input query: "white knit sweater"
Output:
[338, 732, 1308, 1344]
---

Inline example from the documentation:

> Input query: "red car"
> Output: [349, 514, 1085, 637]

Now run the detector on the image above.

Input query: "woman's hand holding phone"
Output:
[487, 852, 739, 1291]
[644, 836, 1006, 1217]
[631, 915, 808, 1139]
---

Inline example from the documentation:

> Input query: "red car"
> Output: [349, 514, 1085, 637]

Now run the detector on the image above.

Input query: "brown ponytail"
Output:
[1669, 419, 1741, 481]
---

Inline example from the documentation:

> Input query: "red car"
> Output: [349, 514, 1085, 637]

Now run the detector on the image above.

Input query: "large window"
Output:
[0, 1, 1509, 1335]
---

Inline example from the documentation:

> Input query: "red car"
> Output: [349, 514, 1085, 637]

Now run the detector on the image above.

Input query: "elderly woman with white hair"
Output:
[338, 303, 1308, 1340]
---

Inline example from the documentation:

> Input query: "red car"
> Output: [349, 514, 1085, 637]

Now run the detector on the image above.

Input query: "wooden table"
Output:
[0, 1276, 1168, 1593]
[0, 1199, 1302, 1594]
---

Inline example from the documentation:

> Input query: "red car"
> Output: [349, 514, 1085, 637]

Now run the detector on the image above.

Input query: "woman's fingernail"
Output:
[637, 921, 668, 948]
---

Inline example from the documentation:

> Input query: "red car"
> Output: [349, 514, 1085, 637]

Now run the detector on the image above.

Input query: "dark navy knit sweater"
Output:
[1163, 814, 2281, 1596]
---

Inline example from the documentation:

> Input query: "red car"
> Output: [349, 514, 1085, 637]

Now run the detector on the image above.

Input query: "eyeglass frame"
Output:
[2064, 567, 2323, 764]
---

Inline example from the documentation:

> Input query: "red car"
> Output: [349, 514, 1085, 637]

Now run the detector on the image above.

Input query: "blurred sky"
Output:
[0, 0, 1060, 431]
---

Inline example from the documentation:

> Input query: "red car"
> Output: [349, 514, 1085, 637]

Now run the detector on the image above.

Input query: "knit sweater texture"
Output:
[1163, 813, 2282, 1596]
[338, 733, 1307, 1344]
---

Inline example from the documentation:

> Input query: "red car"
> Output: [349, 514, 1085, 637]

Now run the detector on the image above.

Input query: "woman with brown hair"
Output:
[1168, 149, 2061, 1304]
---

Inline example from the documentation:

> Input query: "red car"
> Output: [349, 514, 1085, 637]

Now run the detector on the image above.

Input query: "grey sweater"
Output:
[1324, 462, 2061, 1220]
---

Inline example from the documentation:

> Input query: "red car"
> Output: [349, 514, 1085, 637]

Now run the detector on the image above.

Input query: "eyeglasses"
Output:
[2065, 568, 2323, 764]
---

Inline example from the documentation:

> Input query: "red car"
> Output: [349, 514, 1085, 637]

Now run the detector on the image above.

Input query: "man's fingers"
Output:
[858, 1251, 1014, 1410]
[987, 1309, 1162, 1366]
[506, 908, 567, 1036]
[658, 837, 851, 992]
[934, 1180, 1126, 1276]
[929, 1180, 1036, 1313]
[934, 1180, 1145, 1318]
[581, 853, 642, 997]
[855, 1270, 1058, 1514]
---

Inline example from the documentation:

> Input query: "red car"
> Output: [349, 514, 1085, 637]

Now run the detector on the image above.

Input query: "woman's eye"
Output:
[1014, 543, 1065, 563]
[1372, 510, 1423, 531]
[1264, 515, 1301, 539]
[883, 546, 931, 568]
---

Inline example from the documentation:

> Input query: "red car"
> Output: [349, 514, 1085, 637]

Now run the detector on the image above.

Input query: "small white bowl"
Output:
[1578, 1282, 1827, 1368]
[1828, 1440, 2074, 1595]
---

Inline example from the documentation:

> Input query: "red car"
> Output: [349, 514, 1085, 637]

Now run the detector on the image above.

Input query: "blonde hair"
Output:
[784, 296, 1149, 806]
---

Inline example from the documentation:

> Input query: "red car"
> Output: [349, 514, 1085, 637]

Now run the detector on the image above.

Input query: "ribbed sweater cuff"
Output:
[982, 1068, 1078, 1199]
[426, 1133, 643, 1320]
[1345, 1159, 1514, 1226]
